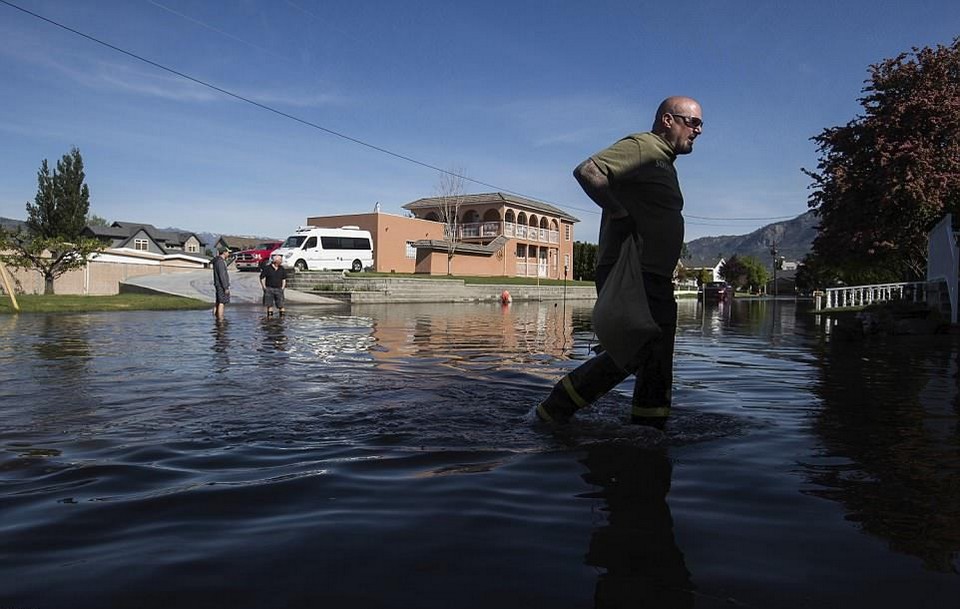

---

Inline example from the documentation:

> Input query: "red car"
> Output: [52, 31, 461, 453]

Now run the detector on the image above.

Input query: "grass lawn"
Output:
[351, 272, 594, 287]
[0, 293, 209, 314]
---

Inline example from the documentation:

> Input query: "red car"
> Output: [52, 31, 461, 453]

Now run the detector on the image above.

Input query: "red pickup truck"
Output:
[233, 241, 282, 272]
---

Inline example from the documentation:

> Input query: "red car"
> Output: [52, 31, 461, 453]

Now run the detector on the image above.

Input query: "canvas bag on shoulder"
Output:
[591, 232, 661, 372]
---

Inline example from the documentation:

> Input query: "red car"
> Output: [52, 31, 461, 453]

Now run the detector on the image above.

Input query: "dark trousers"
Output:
[545, 265, 677, 425]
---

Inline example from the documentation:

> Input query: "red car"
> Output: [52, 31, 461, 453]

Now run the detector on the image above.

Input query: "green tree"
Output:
[0, 148, 103, 295]
[803, 37, 960, 283]
[794, 258, 841, 292]
[86, 213, 110, 227]
[26, 147, 90, 240]
[573, 241, 597, 282]
[719, 255, 768, 292]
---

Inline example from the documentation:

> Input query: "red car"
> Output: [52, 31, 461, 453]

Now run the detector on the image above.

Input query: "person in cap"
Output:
[212, 246, 231, 319]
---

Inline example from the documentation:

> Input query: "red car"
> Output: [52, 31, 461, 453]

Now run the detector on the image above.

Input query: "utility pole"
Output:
[769, 242, 779, 299]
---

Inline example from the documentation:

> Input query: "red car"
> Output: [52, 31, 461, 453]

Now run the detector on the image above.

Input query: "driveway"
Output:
[122, 269, 343, 305]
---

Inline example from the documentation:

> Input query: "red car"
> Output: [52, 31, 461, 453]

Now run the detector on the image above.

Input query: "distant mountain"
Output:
[684, 210, 818, 267]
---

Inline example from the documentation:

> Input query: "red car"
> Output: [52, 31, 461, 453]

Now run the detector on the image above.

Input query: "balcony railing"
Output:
[443, 221, 561, 244]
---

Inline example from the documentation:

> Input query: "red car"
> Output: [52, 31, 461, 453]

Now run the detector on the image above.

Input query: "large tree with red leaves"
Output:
[804, 37, 960, 284]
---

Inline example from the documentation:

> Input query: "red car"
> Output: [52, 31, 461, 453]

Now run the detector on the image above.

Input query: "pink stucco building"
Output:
[307, 192, 578, 278]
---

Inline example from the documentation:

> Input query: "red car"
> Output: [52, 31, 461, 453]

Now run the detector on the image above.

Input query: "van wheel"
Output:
[294, 259, 308, 272]
[351, 259, 363, 272]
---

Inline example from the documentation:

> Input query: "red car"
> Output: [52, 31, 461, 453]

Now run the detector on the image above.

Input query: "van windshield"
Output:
[282, 236, 306, 248]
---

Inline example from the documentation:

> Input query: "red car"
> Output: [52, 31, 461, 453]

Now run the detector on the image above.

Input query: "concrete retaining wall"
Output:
[285, 271, 596, 303]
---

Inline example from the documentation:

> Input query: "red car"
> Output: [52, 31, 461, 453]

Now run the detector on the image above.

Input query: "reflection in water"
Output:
[810, 333, 960, 573]
[694, 298, 812, 342]
[258, 316, 289, 353]
[34, 314, 91, 362]
[580, 444, 693, 608]
[357, 302, 593, 365]
[2, 302, 959, 607]
[211, 318, 230, 373]
[32, 314, 94, 411]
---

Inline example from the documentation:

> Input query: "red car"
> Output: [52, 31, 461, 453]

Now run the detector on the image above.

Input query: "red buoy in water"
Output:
[500, 290, 512, 304]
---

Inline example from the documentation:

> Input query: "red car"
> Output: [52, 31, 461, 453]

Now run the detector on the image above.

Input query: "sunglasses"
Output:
[669, 114, 703, 129]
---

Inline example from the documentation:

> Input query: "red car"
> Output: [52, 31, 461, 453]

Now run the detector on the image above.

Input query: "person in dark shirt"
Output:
[537, 96, 703, 430]
[212, 247, 231, 319]
[259, 254, 288, 317]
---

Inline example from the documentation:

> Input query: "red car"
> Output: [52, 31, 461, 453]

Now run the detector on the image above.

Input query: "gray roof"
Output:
[403, 192, 579, 223]
[84, 225, 131, 239]
[82, 221, 204, 254]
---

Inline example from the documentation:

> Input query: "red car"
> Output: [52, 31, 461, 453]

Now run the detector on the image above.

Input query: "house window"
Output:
[187, 244, 199, 253]
[405, 241, 417, 259]
[134, 239, 149, 251]
[564, 254, 570, 274]
[564, 224, 571, 241]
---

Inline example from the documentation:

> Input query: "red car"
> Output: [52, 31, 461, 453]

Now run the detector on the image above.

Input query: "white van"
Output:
[273, 226, 374, 272]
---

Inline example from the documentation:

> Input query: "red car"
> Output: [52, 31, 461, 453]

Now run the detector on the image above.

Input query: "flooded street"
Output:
[1, 299, 958, 608]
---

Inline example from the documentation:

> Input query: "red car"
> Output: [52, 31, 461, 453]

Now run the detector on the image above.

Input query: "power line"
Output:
[146, 0, 292, 64]
[1, 0, 809, 228]
[686, 213, 803, 221]
[0, 0, 599, 216]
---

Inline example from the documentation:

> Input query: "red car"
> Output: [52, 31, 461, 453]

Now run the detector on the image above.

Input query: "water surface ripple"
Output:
[1, 300, 958, 608]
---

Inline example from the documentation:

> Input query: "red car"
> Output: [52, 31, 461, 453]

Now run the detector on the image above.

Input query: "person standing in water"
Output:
[537, 96, 703, 430]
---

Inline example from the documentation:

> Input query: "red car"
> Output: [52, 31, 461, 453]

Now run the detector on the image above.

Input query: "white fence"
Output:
[926, 214, 959, 323]
[815, 282, 927, 311]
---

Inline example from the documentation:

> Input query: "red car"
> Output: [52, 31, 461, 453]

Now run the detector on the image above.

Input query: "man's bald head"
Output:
[652, 96, 703, 155]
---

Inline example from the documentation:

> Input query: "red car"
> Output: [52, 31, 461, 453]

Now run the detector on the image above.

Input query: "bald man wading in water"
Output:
[537, 96, 703, 430]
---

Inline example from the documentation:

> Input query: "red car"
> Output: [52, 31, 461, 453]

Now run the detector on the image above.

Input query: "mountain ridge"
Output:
[684, 210, 817, 267]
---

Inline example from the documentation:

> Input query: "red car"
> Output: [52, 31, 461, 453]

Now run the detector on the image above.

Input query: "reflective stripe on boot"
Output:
[631, 405, 670, 429]
[537, 374, 589, 423]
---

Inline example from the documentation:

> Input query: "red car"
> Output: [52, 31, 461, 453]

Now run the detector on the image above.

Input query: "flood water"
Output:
[1, 299, 958, 608]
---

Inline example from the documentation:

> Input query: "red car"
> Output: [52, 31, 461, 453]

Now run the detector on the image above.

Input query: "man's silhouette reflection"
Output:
[580, 443, 694, 608]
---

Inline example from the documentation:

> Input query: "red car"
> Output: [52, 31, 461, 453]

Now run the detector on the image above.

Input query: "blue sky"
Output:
[1, 0, 958, 244]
